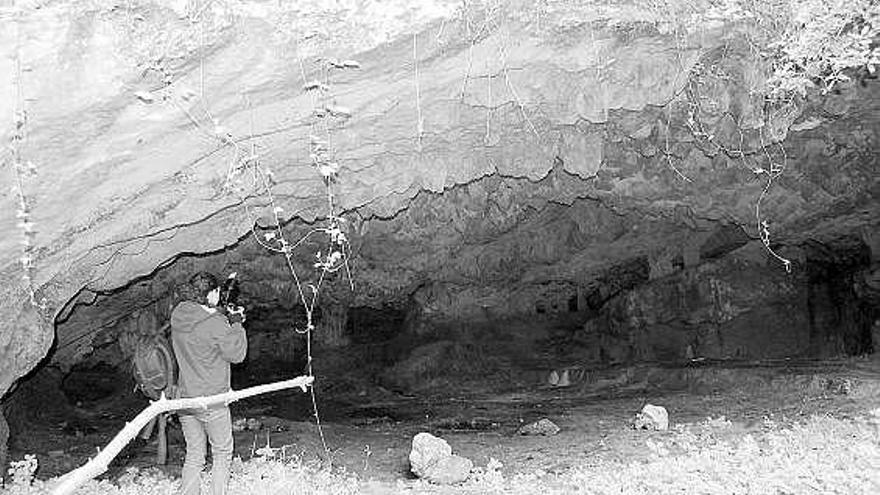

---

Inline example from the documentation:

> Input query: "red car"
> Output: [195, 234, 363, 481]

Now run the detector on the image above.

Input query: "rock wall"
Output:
[574, 240, 875, 365]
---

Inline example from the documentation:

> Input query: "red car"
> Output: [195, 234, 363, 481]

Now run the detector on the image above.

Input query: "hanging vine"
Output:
[117, 0, 359, 464]
[640, 0, 878, 271]
[8, 5, 46, 309]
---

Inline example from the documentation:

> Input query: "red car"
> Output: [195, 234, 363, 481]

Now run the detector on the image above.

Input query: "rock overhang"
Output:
[0, 0, 877, 397]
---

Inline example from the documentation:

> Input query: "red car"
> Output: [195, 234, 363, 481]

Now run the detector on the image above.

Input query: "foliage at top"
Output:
[633, 0, 879, 100]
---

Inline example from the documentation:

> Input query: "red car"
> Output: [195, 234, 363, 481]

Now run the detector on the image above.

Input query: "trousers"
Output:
[178, 406, 234, 495]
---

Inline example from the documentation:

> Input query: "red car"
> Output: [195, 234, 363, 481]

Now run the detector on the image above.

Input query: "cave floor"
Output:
[12, 356, 880, 490]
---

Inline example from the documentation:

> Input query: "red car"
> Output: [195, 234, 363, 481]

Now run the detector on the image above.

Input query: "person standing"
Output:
[171, 272, 247, 495]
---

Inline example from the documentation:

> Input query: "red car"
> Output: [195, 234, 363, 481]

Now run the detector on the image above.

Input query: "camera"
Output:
[220, 272, 245, 321]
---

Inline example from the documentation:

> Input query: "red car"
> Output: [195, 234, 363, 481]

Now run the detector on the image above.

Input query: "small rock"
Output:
[518, 418, 560, 436]
[547, 370, 559, 386]
[548, 369, 571, 387]
[631, 404, 669, 431]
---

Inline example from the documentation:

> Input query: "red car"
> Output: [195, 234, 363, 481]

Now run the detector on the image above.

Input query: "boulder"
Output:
[409, 432, 472, 484]
[409, 432, 452, 476]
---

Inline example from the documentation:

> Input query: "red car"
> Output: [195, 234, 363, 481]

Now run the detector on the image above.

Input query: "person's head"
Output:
[187, 272, 220, 306]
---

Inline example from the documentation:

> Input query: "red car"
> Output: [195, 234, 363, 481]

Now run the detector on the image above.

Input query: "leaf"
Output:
[134, 90, 155, 103]
[327, 59, 361, 69]
[303, 81, 328, 92]
[325, 105, 352, 118]
[13, 110, 26, 127]
[318, 162, 340, 177]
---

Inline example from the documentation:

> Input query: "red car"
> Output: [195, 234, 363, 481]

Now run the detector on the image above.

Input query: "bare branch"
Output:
[50, 376, 314, 495]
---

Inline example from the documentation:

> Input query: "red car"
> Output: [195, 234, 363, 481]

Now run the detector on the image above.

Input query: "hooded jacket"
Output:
[170, 301, 247, 399]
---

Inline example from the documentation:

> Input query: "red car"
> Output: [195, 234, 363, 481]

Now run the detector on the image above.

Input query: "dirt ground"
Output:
[9, 356, 880, 490]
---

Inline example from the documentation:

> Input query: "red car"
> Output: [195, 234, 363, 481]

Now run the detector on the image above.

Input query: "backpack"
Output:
[131, 324, 177, 400]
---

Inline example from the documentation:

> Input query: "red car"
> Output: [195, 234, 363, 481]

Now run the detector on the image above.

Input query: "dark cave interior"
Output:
[3, 215, 878, 481]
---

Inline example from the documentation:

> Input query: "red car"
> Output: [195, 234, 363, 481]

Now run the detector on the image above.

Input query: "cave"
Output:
[1, 1, 879, 493]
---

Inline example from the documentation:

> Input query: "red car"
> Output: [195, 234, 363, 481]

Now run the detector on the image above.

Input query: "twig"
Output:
[755, 127, 792, 272]
[49, 376, 314, 495]
[664, 107, 693, 183]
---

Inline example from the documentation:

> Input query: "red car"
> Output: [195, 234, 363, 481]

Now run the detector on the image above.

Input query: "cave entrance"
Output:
[3, 232, 879, 486]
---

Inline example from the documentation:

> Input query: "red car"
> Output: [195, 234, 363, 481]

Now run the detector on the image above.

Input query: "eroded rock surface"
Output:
[0, 1, 877, 403]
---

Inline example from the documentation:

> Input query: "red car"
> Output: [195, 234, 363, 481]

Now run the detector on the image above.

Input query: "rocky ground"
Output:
[7, 356, 880, 491]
